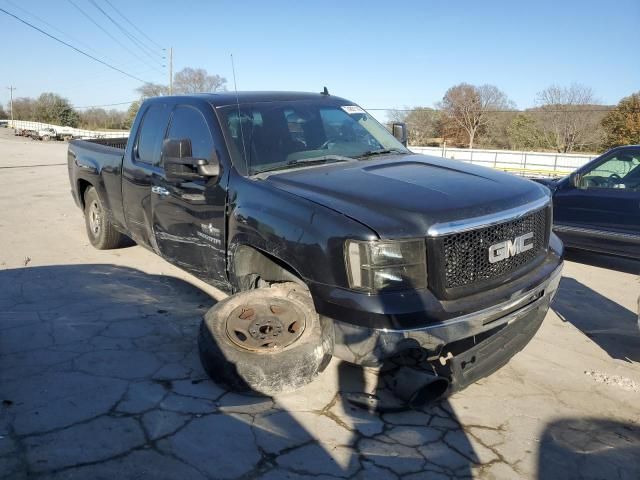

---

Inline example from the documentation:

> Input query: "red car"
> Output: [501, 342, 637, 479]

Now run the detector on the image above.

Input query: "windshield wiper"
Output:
[287, 155, 354, 166]
[358, 148, 407, 158]
[254, 155, 353, 175]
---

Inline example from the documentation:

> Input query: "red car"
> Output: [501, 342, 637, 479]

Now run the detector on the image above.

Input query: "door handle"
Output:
[151, 185, 170, 197]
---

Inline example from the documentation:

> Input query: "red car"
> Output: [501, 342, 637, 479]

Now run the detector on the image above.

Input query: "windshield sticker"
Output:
[341, 105, 366, 115]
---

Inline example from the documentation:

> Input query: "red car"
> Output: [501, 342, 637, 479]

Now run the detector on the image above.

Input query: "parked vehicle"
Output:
[35, 128, 58, 141]
[533, 145, 640, 259]
[15, 128, 36, 137]
[68, 92, 563, 397]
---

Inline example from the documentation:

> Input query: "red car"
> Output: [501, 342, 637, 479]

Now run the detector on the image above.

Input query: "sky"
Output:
[1, 0, 639, 121]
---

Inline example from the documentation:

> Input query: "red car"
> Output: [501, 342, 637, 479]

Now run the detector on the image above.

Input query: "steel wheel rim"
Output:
[88, 201, 101, 236]
[226, 298, 306, 351]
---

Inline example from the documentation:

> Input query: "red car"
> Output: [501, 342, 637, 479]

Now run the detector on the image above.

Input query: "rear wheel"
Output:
[83, 187, 127, 249]
[198, 283, 334, 396]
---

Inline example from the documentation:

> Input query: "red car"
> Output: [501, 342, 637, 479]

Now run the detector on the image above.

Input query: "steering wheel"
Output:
[319, 137, 342, 150]
[585, 176, 607, 188]
[605, 173, 623, 187]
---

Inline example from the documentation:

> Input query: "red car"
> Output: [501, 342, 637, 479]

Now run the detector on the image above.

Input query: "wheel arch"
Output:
[77, 178, 94, 209]
[229, 243, 306, 292]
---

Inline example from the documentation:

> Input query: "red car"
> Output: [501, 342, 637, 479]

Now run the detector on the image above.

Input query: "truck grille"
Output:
[441, 208, 548, 290]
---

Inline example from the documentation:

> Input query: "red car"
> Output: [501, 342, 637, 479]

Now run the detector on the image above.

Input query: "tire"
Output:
[198, 283, 334, 396]
[83, 187, 127, 249]
[43, 135, 50, 141]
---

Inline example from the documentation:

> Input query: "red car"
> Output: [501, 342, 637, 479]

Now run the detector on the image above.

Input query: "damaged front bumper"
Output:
[331, 262, 563, 371]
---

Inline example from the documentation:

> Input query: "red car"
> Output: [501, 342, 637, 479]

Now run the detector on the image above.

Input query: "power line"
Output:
[66, 0, 164, 74]
[89, 0, 163, 62]
[103, 0, 163, 50]
[4, 0, 161, 76]
[3, 0, 121, 66]
[73, 100, 137, 109]
[0, 6, 150, 83]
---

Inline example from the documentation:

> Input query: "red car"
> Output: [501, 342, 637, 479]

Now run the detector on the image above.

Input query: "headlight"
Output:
[345, 239, 427, 293]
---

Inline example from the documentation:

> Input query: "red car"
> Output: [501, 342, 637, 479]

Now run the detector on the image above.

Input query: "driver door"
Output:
[151, 104, 228, 286]
[553, 148, 640, 252]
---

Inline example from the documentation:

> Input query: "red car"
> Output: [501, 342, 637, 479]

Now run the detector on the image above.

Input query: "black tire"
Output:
[83, 187, 127, 250]
[198, 283, 334, 396]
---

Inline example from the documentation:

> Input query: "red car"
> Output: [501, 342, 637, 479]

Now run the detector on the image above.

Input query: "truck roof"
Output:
[144, 91, 351, 108]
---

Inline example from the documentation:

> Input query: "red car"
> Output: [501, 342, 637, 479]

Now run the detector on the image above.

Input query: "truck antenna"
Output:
[231, 54, 248, 170]
[321, 86, 329, 96]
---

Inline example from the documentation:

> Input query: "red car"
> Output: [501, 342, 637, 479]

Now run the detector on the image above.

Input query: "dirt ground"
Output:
[1, 128, 639, 479]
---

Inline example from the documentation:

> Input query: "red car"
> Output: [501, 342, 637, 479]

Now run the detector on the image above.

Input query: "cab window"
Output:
[165, 105, 215, 163]
[135, 104, 170, 166]
[582, 149, 640, 191]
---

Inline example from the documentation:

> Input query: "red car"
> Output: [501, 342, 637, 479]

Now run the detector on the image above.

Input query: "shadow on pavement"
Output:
[551, 277, 640, 362]
[537, 418, 640, 479]
[0, 264, 482, 478]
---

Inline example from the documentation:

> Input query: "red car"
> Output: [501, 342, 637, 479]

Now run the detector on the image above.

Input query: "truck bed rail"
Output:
[83, 137, 128, 150]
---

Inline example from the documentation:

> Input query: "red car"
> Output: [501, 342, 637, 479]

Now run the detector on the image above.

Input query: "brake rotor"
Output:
[226, 298, 306, 351]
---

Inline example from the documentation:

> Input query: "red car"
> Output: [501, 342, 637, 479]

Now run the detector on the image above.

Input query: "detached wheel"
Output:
[83, 187, 127, 249]
[198, 284, 334, 396]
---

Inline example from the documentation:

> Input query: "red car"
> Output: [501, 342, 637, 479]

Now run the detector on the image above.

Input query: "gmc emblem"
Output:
[488, 232, 534, 264]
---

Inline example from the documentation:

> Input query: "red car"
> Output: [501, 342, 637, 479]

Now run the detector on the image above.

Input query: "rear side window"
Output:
[135, 104, 170, 165]
[165, 105, 214, 161]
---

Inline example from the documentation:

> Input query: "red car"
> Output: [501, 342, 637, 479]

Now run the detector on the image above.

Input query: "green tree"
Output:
[601, 92, 640, 148]
[507, 114, 542, 150]
[124, 101, 140, 129]
[34, 93, 79, 127]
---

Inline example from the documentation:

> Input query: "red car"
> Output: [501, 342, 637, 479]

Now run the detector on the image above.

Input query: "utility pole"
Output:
[6, 86, 16, 124]
[168, 47, 173, 95]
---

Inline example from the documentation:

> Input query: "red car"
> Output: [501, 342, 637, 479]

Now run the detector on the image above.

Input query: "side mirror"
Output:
[391, 122, 408, 147]
[570, 172, 584, 189]
[162, 138, 220, 181]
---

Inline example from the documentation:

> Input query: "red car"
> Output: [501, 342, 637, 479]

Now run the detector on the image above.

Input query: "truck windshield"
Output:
[218, 101, 409, 175]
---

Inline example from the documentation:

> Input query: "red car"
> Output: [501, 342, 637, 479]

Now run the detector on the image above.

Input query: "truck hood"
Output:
[264, 154, 550, 238]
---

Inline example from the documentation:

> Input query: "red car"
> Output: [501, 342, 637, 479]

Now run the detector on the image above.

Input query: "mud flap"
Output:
[448, 305, 546, 393]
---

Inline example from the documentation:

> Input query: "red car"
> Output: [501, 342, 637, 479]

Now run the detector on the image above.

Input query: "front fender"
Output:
[226, 172, 376, 288]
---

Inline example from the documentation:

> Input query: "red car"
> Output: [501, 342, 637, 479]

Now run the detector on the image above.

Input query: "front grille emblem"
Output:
[488, 232, 534, 264]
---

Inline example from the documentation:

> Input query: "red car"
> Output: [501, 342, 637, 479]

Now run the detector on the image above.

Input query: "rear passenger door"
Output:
[150, 104, 229, 286]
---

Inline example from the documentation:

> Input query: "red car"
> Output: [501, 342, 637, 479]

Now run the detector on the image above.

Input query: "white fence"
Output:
[7, 120, 129, 139]
[411, 146, 597, 177]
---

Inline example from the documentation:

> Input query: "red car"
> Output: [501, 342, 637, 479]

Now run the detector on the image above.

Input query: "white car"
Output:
[36, 128, 58, 141]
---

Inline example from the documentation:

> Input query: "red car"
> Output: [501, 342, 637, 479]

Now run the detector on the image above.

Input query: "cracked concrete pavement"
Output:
[1, 129, 639, 479]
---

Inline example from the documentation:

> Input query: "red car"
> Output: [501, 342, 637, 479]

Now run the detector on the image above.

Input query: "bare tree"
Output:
[173, 68, 227, 94]
[388, 107, 442, 145]
[534, 84, 606, 153]
[439, 83, 514, 149]
[136, 82, 169, 99]
[11, 97, 37, 121]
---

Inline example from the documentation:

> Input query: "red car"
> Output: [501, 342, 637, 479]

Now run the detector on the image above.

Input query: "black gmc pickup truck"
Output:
[68, 92, 563, 400]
